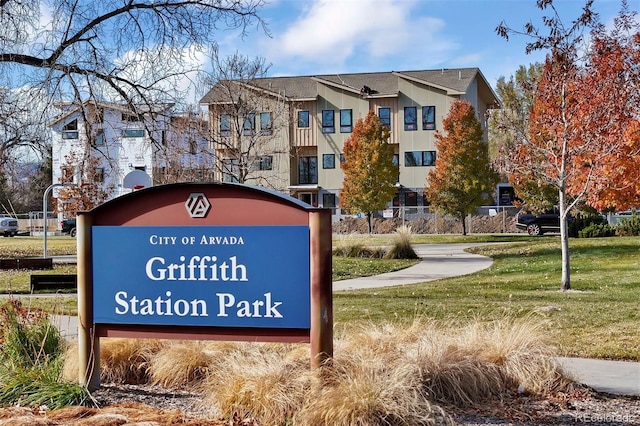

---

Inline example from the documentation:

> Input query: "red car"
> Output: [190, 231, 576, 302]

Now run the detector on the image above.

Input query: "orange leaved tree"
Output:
[497, 0, 640, 290]
[425, 99, 499, 236]
[341, 110, 398, 233]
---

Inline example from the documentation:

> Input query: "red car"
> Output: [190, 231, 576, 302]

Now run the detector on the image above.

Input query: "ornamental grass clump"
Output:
[200, 342, 313, 425]
[385, 225, 419, 259]
[148, 341, 214, 388]
[0, 300, 93, 409]
[295, 351, 452, 426]
[64, 316, 571, 424]
[98, 338, 165, 384]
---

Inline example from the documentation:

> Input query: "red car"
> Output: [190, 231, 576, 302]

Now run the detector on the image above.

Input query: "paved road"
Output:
[46, 244, 640, 396]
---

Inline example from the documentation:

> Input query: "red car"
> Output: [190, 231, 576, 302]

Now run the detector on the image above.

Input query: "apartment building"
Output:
[200, 68, 499, 217]
[49, 101, 213, 217]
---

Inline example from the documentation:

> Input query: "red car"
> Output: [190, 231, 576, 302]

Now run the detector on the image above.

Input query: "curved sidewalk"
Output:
[333, 243, 640, 396]
[334, 243, 493, 291]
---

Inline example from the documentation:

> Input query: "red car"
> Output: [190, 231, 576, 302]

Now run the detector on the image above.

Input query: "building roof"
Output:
[48, 101, 175, 127]
[199, 68, 498, 105]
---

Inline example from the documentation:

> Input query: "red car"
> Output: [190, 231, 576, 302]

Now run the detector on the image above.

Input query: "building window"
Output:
[378, 107, 391, 130]
[322, 154, 335, 169]
[339, 153, 345, 164]
[422, 106, 436, 130]
[122, 112, 140, 122]
[404, 190, 418, 206]
[123, 129, 144, 138]
[340, 109, 352, 133]
[223, 158, 239, 183]
[404, 150, 436, 166]
[243, 113, 255, 136]
[94, 131, 105, 146]
[62, 119, 78, 139]
[220, 114, 231, 137]
[260, 112, 272, 135]
[255, 156, 273, 171]
[404, 106, 417, 131]
[322, 110, 334, 134]
[298, 156, 318, 184]
[298, 110, 310, 128]
[94, 167, 104, 183]
[323, 193, 337, 211]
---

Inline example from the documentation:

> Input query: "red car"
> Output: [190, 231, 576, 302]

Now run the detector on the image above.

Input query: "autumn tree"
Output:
[55, 151, 115, 216]
[496, 0, 640, 290]
[425, 99, 499, 235]
[489, 63, 557, 210]
[340, 111, 398, 233]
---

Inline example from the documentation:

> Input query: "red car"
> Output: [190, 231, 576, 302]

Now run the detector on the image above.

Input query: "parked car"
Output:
[60, 218, 77, 237]
[516, 208, 562, 236]
[0, 216, 18, 237]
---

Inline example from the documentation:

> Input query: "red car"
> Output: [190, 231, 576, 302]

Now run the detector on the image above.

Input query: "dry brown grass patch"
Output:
[296, 351, 453, 426]
[59, 317, 572, 425]
[149, 341, 214, 388]
[199, 343, 312, 425]
[99, 338, 165, 384]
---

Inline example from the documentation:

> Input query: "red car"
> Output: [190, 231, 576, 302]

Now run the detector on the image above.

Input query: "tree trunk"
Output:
[366, 212, 373, 234]
[559, 189, 571, 291]
[461, 213, 467, 236]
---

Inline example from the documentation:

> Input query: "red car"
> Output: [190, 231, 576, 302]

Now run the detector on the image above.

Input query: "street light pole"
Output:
[43, 183, 77, 258]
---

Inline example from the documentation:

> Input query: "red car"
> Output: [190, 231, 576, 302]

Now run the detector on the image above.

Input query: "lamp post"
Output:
[43, 183, 77, 258]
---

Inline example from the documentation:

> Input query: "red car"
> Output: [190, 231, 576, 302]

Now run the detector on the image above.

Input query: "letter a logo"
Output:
[185, 193, 211, 218]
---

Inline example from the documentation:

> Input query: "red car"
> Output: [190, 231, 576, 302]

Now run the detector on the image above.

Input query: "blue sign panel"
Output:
[92, 226, 310, 329]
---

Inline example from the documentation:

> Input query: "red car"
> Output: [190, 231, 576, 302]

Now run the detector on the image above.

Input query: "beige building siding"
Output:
[315, 84, 369, 191]
[370, 99, 399, 144]
[292, 101, 317, 147]
[395, 79, 450, 189]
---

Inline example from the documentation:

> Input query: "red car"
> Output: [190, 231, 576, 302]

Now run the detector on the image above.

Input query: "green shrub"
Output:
[616, 214, 640, 236]
[568, 214, 608, 238]
[0, 360, 94, 409]
[578, 223, 616, 238]
[0, 300, 94, 409]
[0, 300, 63, 368]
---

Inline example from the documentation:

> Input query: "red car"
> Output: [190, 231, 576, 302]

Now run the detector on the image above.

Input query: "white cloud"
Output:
[265, 0, 457, 71]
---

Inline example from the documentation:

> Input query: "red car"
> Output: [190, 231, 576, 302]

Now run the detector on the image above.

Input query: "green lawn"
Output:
[1, 234, 639, 360]
[334, 236, 640, 361]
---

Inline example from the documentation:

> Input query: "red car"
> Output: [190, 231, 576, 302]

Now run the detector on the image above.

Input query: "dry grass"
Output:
[62, 318, 571, 425]
[385, 225, 419, 259]
[200, 343, 313, 424]
[148, 341, 215, 388]
[64, 338, 166, 384]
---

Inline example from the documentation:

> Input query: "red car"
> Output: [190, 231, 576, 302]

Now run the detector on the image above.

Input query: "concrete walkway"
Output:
[50, 243, 639, 396]
[334, 243, 493, 291]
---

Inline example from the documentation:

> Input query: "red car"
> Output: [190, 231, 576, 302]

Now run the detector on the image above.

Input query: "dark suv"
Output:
[60, 218, 77, 237]
[516, 208, 562, 236]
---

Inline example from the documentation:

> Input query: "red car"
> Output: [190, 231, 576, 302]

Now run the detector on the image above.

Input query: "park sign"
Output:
[76, 183, 333, 390]
[92, 225, 310, 328]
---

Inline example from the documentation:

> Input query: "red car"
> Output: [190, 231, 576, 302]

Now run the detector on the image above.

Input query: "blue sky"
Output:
[214, 0, 625, 90]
